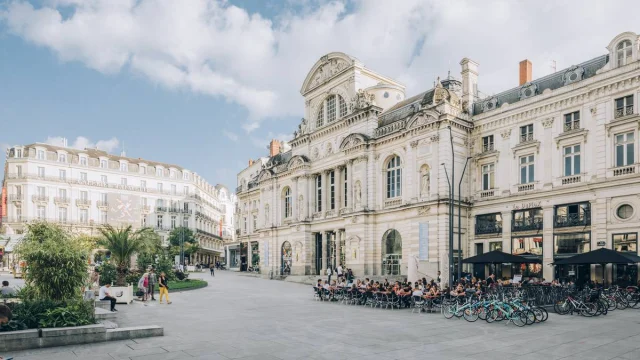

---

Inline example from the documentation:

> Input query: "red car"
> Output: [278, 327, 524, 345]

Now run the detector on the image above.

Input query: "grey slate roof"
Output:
[378, 89, 435, 126]
[473, 55, 609, 116]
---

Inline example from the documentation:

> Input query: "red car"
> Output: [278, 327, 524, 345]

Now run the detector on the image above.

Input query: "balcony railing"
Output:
[8, 194, 24, 201]
[384, 198, 402, 208]
[520, 133, 534, 143]
[482, 143, 495, 152]
[475, 222, 502, 235]
[168, 208, 180, 213]
[54, 197, 71, 205]
[479, 189, 495, 198]
[512, 218, 543, 232]
[561, 174, 582, 185]
[554, 213, 590, 228]
[31, 195, 49, 203]
[613, 165, 636, 176]
[196, 228, 222, 240]
[141, 205, 151, 212]
[564, 121, 581, 132]
[517, 183, 535, 192]
[97, 201, 109, 208]
[75, 199, 92, 207]
[615, 105, 634, 119]
[181, 209, 193, 214]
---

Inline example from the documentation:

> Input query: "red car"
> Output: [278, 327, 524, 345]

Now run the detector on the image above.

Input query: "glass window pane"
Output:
[627, 143, 634, 165]
[617, 145, 624, 166]
[564, 147, 571, 155]
[628, 132, 634, 141]
[565, 157, 571, 176]
[520, 167, 526, 184]
[616, 134, 624, 144]
[574, 155, 580, 174]
[529, 164, 535, 183]
[483, 174, 488, 190]
[574, 145, 580, 152]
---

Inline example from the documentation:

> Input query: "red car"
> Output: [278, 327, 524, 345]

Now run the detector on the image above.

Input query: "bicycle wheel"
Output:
[523, 309, 536, 325]
[511, 311, 527, 327]
[616, 296, 629, 310]
[443, 305, 456, 319]
[536, 307, 548, 322]
[485, 309, 497, 323]
[581, 302, 597, 317]
[478, 306, 488, 320]
[532, 308, 544, 323]
[463, 308, 479, 322]
[607, 298, 617, 311]
[554, 300, 571, 315]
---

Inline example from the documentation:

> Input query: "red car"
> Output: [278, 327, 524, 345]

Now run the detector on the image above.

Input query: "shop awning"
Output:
[462, 250, 541, 264]
[553, 248, 640, 265]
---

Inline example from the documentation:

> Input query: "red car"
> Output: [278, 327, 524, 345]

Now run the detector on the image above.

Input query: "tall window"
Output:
[140, 166, 146, 174]
[121, 177, 127, 186]
[482, 135, 494, 152]
[615, 95, 634, 118]
[101, 193, 107, 204]
[80, 191, 88, 200]
[481, 163, 495, 190]
[80, 209, 88, 223]
[284, 187, 292, 218]
[158, 183, 163, 192]
[58, 189, 67, 199]
[38, 167, 45, 178]
[520, 124, 534, 142]
[141, 180, 147, 189]
[58, 207, 68, 223]
[80, 172, 87, 182]
[16, 149, 22, 158]
[120, 162, 128, 172]
[563, 145, 581, 176]
[519, 155, 535, 184]
[16, 205, 22, 221]
[615, 132, 635, 166]
[37, 206, 46, 220]
[37, 186, 46, 197]
[329, 171, 335, 210]
[316, 95, 347, 128]
[157, 215, 163, 229]
[37, 150, 45, 160]
[156, 168, 163, 177]
[183, 186, 189, 195]
[101, 211, 108, 224]
[171, 215, 177, 229]
[182, 217, 189, 227]
[59, 169, 66, 180]
[253, 215, 257, 230]
[16, 165, 22, 177]
[100, 160, 107, 169]
[386, 156, 402, 198]
[316, 175, 322, 212]
[101, 175, 107, 184]
[244, 217, 247, 233]
[79, 157, 87, 166]
[617, 40, 633, 67]
[58, 153, 67, 163]
[344, 167, 348, 207]
[171, 184, 176, 195]
[564, 111, 580, 131]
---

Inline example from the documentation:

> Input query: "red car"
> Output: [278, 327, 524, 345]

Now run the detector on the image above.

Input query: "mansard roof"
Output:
[472, 54, 609, 116]
[264, 150, 292, 171]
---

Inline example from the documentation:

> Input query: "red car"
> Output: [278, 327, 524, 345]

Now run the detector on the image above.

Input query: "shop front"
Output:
[613, 232, 639, 287]
[553, 232, 591, 286]
[511, 236, 543, 280]
[225, 243, 241, 271]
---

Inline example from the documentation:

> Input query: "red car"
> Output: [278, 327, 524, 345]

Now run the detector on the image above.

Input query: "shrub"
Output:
[38, 300, 95, 328]
[126, 270, 143, 286]
[96, 263, 117, 286]
[174, 270, 188, 281]
[16, 222, 90, 301]
[1, 299, 95, 331]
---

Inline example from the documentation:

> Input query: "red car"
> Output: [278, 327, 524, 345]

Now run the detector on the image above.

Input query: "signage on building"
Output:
[597, 241, 605, 247]
[418, 222, 429, 261]
[513, 201, 542, 210]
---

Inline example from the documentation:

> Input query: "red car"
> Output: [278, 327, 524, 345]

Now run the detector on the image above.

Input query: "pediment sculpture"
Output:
[308, 58, 350, 90]
[350, 89, 376, 112]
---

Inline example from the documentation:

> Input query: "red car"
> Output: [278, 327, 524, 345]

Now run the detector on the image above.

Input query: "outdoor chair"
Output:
[387, 292, 401, 310]
[412, 295, 426, 314]
[313, 286, 321, 301]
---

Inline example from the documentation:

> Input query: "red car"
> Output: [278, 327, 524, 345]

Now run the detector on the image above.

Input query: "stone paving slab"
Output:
[2, 270, 640, 360]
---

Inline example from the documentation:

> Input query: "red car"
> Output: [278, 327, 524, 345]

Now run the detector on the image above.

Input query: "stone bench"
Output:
[95, 299, 111, 310]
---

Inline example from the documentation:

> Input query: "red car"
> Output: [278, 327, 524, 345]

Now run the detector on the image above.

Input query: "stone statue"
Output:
[350, 89, 376, 112]
[265, 204, 270, 224]
[355, 181, 362, 206]
[298, 195, 304, 220]
[420, 170, 430, 197]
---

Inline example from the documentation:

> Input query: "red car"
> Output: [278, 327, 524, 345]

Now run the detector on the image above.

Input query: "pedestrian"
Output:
[99, 283, 117, 312]
[137, 273, 149, 301]
[326, 266, 332, 284]
[158, 272, 172, 304]
[148, 268, 157, 301]
[210, 263, 215, 277]
[337, 263, 343, 282]
[1, 280, 17, 297]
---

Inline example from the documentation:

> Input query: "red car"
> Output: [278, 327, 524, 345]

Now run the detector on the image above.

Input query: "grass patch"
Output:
[134, 279, 208, 293]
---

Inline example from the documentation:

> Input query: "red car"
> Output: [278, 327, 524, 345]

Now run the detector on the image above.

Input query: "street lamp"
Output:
[441, 162, 453, 288]
[458, 157, 472, 281]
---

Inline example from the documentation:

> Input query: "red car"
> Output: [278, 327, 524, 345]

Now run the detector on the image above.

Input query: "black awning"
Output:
[554, 248, 640, 265]
[462, 250, 541, 264]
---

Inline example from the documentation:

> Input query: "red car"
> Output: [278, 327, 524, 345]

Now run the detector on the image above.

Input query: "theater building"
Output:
[237, 32, 640, 286]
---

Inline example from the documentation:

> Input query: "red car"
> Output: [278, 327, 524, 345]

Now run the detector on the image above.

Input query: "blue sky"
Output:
[1, 0, 639, 189]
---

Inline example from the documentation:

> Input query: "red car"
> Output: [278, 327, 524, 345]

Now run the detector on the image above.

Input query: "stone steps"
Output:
[95, 307, 116, 320]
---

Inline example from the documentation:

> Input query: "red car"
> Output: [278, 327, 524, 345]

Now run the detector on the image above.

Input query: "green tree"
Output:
[97, 225, 159, 286]
[167, 227, 200, 261]
[16, 222, 90, 301]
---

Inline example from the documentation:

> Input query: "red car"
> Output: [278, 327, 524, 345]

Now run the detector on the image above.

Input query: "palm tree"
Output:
[98, 225, 159, 286]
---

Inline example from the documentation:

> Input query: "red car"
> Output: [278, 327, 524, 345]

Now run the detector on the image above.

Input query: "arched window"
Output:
[283, 187, 292, 218]
[382, 229, 402, 275]
[281, 241, 292, 275]
[316, 95, 347, 128]
[617, 40, 633, 67]
[386, 156, 402, 198]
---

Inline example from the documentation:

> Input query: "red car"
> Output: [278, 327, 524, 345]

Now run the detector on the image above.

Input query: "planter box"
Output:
[110, 284, 134, 304]
[0, 329, 40, 352]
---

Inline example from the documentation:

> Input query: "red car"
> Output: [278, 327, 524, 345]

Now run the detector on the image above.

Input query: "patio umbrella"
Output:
[462, 250, 541, 264]
[554, 248, 640, 285]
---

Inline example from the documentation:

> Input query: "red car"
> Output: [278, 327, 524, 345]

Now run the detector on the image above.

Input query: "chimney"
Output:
[269, 139, 281, 157]
[519, 59, 532, 86]
[248, 159, 254, 166]
[460, 58, 479, 113]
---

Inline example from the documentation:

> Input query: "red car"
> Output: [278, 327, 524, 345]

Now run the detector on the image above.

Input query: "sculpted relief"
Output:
[354, 180, 362, 206]
[308, 58, 350, 90]
[350, 89, 376, 112]
[420, 164, 430, 197]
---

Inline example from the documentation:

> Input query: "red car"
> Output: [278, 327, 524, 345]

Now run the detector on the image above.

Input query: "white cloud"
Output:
[2, 0, 640, 134]
[45, 136, 120, 152]
[222, 130, 239, 142]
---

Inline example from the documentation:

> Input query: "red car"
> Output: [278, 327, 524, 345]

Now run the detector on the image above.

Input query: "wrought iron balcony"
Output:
[75, 199, 91, 207]
[181, 209, 192, 214]
[8, 194, 24, 201]
[615, 105, 634, 119]
[554, 213, 590, 228]
[54, 197, 70, 205]
[520, 133, 534, 143]
[97, 201, 109, 208]
[475, 222, 503, 235]
[168, 207, 180, 213]
[564, 121, 581, 132]
[156, 207, 168, 212]
[482, 143, 495, 152]
[31, 195, 49, 203]
[512, 218, 543, 232]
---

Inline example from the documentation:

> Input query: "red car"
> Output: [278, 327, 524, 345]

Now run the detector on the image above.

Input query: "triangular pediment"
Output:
[301, 52, 356, 95]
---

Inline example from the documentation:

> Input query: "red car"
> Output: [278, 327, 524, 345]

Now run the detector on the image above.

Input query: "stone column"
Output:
[542, 205, 554, 280]
[501, 210, 512, 254]
[335, 229, 342, 269]
[308, 175, 315, 219]
[347, 159, 354, 209]
[292, 176, 298, 220]
[321, 231, 327, 273]
[335, 166, 342, 212]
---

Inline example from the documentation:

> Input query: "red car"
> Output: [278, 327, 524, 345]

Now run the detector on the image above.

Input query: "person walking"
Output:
[137, 273, 149, 301]
[148, 269, 157, 301]
[99, 283, 117, 312]
[158, 272, 172, 304]
[210, 264, 215, 277]
[326, 266, 332, 284]
[337, 264, 343, 282]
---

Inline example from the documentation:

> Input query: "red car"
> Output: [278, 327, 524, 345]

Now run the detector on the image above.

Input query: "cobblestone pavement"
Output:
[4, 271, 640, 360]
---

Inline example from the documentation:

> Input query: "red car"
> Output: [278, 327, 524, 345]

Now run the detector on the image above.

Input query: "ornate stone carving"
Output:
[374, 154, 381, 160]
[519, 82, 538, 100]
[354, 181, 362, 206]
[308, 57, 350, 90]
[312, 147, 320, 160]
[500, 129, 512, 139]
[482, 97, 498, 112]
[298, 195, 304, 221]
[590, 106, 597, 116]
[264, 204, 270, 224]
[351, 216, 358, 224]
[410, 140, 419, 148]
[325, 142, 333, 155]
[417, 206, 431, 216]
[563, 65, 585, 86]
[541, 117, 554, 129]
[294, 118, 308, 138]
[420, 165, 430, 197]
[349, 89, 376, 112]
[430, 135, 440, 143]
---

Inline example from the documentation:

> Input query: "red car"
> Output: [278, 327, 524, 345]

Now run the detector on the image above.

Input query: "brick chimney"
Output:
[248, 159, 254, 166]
[519, 59, 532, 86]
[269, 139, 281, 157]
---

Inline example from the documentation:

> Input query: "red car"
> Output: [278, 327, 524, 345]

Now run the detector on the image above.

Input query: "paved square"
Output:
[4, 271, 640, 360]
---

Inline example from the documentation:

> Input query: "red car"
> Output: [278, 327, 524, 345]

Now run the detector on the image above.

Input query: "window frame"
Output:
[563, 144, 581, 176]
[316, 175, 322, 212]
[284, 187, 292, 219]
[520, 124, 534, 143]
[386, 156, 402, 199]
[519, 154, 535, 184]
[613, 232, 638, 253]
[563, 111, 580, 132]
[481, 163, 495, 190]
[614, 131, 635, 167]
[554, 232, 591, 255]
[615, 95, 634, 118]
[616, 40, 633, 67]
[482, 135, 494, 152]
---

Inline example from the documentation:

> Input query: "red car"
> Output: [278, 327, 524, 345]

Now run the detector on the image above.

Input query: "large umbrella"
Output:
[554, 248, 640, 285]
[462, 250, 541, 264]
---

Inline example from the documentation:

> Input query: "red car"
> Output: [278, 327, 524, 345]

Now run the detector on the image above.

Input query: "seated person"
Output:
[1, 281, 17, 297]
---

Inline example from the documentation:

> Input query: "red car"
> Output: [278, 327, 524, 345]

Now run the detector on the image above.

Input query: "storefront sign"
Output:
[568, 271, 575, 276]
[513, 201, 542, 210]
[418, 222, 429, 261]
[597, 241, 605, 247]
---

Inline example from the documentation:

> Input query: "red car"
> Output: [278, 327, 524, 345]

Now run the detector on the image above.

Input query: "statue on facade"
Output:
[265, 204, 270, 224]
[350, 89, 376, 112]
[298, 195, 304, 220]
[354, 181, 362, 206]
[420, 169, 430, 197]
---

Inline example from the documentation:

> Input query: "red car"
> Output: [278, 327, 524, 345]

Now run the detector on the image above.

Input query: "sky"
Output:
[1, 0, 639, 190]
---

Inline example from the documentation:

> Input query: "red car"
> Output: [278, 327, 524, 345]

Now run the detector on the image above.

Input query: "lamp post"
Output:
[441, 163, 453, 288]
[458, 157, 472, 281]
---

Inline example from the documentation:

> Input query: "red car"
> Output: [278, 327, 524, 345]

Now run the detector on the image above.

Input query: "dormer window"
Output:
[316, 94, 347, 128]
[183, 172, 189, 180]
[617, 40, 633, 67]
[156, 167, 163, 177]
[37, 150, 45, 160]
[170, 170, 176, 179]
[15, 149, 22, 158]
[100, 159, 107, 169]
[140, 165, 146, 174]
[58, 153, 67, 163]
[79, 156, 87, 166]
[120, 162, 128, 172]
